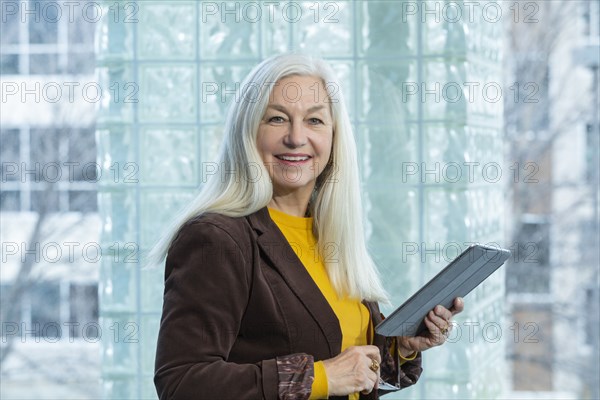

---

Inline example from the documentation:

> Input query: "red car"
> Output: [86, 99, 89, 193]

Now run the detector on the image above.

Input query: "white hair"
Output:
[148, 52, 389, 303]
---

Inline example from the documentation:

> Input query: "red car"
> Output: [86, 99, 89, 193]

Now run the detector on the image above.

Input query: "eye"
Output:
[268, 116, 285, 123]
[308, 118, 324, 125]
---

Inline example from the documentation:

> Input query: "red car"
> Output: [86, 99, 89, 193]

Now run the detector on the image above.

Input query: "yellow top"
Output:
[268, 207, 370, 400]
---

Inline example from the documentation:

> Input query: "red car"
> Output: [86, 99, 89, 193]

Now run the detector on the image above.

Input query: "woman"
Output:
[151, 53, 463, 399]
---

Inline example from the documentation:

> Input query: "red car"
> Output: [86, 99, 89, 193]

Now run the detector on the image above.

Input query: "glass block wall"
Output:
[96, 1, 505, 398]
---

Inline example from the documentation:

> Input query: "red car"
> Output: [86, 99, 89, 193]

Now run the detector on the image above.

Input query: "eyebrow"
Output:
[267, 104, 327, 114]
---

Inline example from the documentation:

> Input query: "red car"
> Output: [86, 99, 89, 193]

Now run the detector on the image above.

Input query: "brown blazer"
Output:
[154, 206, 422, 400]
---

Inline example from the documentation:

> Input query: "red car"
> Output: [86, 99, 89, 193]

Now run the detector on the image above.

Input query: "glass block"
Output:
[371, 242, 421, 312]
[423, 123, 475, 185]
[291, 1, 354, 57]
[262, 6, 290, 56]
[365, 184, 418, 248]
[96, 126, 137, 188]
[138, 1, 196, 60]
[199, 124, 225, 166]
[328, 61, 354, 116]
[139, 189, 196, 250]
[141, 265, 164, 313]
[102, 377, 137, 400]
[357, 124, 418, 183]
[198, 2, 259, 59]
[425, 188, 471, 242]
[424, 378, 472, 400]
[423, 59, 469, 121]
[464, 126, 498, 180]
[422, 0, 468, 56]
[96, 65, 135, 123]
[358, 1, 417, 57]
[358, 61, 418, 122]
[141, 378, 159, 400]
[139, 64, 197, 123]
[422, 189, 473, 280]
[100, 314, 138, 375]
[463, 61, 503, 122]
[140, 315, 161, 374]
[199, 63, 254, 123]
[423, 343, 471, 379]
[100, 256, 137, 313]
[98, 190, 137, 244]
[96, 2, 134, 62]
[140, 127, 198, 185]
[465, 9, 503, 63]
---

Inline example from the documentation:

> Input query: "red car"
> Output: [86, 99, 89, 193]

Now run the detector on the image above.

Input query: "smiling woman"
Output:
[149, 52, 462, 400]
[256, 75, 334, 217]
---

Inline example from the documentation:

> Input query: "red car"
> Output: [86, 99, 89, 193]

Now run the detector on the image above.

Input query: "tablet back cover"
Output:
[375, 244, 510, 337]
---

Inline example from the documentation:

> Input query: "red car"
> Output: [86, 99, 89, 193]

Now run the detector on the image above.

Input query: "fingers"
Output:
[424, 313, 448, 344]
[363, 346, 381, 394]
[431, 297, 464, 327]
[425, 298, 465, 343]
[451, 297, 464, 315]
[432, 305, 453, 322]
[360, 364, 379, 395]
[362, 344, 382, 363]
[330, 346, 379, 396]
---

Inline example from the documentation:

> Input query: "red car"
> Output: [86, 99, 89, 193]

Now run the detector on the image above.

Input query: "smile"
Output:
[276, 155, 310, 161]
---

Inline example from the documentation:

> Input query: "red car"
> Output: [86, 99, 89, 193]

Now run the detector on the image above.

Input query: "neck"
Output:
[268, 197, 311, 218]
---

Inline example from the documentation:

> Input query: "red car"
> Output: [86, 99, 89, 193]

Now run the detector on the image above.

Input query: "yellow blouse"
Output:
[268, 207, 370, 400]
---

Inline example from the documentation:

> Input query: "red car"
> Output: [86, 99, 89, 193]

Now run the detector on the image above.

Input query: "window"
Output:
[69, 191, 97, 212]
[1, 0, 97, 76]
[30, 189, 60, 213]
[1, 128, 97, 212]
[0, 191, 20, 211]
[28, 1, 59, 44]
[1, 129, 20, 181]
[69, 283, 99, 338]
[506, 217, 551, 294]
[29, 53, 62, 75]
[586, 123, 599, 184]
[0, 7, 19, 45]
[0, 54, 19, 74]
[68, 128, 97, 182]
[0, 284, 15, 323]
[30, 282, 61, 338]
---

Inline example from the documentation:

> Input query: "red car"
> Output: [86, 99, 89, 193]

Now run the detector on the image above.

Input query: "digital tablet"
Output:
[375, 244, 511, 337]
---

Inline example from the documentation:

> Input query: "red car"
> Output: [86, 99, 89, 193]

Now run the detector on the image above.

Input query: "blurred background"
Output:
[1, 1, 598, 399]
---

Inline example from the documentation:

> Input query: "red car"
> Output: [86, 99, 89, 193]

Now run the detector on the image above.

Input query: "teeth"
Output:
[278, 155, 309, 161]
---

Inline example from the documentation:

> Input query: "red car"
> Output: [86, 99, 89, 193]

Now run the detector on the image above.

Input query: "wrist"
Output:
[397, 344, 416, 359]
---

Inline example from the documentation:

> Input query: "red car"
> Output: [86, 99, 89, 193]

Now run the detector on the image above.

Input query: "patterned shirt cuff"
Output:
[276, 353, 315, 400]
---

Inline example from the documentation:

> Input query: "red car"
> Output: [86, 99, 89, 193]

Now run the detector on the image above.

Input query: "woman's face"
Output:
[256, 75, 334, 199]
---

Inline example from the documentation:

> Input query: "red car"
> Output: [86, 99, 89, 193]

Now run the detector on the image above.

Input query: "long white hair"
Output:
[148, 52, 389, 303]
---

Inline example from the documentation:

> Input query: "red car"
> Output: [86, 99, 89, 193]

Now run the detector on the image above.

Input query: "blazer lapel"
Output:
[247, 207, 342, 356]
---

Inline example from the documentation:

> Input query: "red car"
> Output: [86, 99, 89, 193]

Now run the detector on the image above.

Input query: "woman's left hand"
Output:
[397, 297, 464, 357]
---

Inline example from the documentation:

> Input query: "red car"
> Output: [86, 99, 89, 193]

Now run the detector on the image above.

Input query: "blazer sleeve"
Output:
[154, 220, 314, 400]
[360, 303, 423, 399]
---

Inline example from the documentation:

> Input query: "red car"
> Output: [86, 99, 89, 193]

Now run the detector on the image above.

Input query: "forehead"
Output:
[268, 75, 331, 108]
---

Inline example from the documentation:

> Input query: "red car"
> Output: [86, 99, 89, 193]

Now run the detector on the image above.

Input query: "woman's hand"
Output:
[397, 297, 464, 357]
[321, 345, 381, 396]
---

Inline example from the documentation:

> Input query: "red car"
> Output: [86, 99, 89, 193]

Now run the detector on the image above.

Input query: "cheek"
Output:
[315, 137, 333, 172]
[255, 134, 271, 158]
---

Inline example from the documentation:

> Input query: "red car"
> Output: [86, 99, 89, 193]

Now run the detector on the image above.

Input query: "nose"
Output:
[283, 120, 307, 148]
